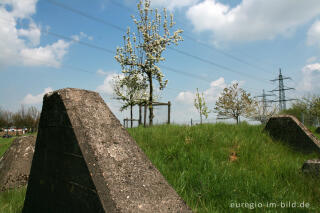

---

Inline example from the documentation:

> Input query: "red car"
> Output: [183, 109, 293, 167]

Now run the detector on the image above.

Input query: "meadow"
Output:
[1, 123, 320, 212]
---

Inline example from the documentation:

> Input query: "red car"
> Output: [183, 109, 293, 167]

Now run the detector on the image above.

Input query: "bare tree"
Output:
[115, 0, 183, 125]
[215, 83, 255, 124]
[27, 106, 40, 132]
[251, 100, 277, 124]
[194, 88, 210, 124]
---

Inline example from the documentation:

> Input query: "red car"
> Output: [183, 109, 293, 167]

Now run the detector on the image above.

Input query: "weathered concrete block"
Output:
[0, 135, 36, 191]
[22, 88, 191, 213]
[302, 159, 320, 176]
[265, 115, 320, 153]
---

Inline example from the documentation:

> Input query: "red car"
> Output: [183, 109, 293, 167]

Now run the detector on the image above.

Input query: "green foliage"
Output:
[129, 124, 320, 212]
[112, 74, 148, 111]
[0, 187, 26, 213]
[215, 83, 256, 124]
[194, 88, 210, 124]
[281, 95, 320, 126]
[0, 136, 15, 157]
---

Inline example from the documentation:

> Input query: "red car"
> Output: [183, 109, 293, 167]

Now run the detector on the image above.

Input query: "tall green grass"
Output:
[309, 126, 320, 140]
[128, 123, 320, 212]
[0, 137, 15, 157]
[1, 125, 320, 212]
[0, 187, 26, 213]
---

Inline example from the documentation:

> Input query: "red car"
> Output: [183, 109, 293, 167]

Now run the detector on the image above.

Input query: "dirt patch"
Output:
[0, 135, 36, 191]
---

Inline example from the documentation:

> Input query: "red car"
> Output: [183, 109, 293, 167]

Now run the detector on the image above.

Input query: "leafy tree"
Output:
[115, 0, 183, 125]
[194, 88, 210, 124]
[113, 74, 148, 128]
[282, 95, 320, 126]
[214, 83, 255, 124]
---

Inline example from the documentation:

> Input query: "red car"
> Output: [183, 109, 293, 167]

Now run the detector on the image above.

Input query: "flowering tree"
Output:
[115, 0, 183, 125]
[215, 83, 256, 124]
[194, 88, 210, 124]
[113, 74, 148, 128]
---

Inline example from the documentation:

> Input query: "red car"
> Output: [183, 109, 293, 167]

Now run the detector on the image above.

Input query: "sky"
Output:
[1, 0, 320, 125]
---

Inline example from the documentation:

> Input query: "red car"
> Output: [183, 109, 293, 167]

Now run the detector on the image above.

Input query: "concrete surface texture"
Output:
[0, 135, 36, 191]
[22, 88, 192, 213]
[265, 115, 320, 153]
[302, 159, 320, 176]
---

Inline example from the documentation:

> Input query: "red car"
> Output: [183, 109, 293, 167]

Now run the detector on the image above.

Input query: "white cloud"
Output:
[96, 73, 123, 95]
[0, 0, 84, 68]
[151, 0, 199, 10]
[71, 32, 93, 42]
[96, 69, 112, 76]
[176, 91, 195, 104]
[22, 87, 53, 105]
[2, 0, 38, 18]
[297, 63, 320, 93]
[175, 77, 227, 105]
[17, 21, 41, 46]
[186, 0, 320, 42]
[307, 20, 320, 47]
[20, 40, 71, 67]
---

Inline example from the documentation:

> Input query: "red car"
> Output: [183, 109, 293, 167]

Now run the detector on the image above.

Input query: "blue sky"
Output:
[1, 0, 320, 124]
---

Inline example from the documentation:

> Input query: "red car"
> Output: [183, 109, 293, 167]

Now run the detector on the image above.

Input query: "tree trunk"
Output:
[200, 112, 202, 124]
[236, 116, 239, 124]
[148, 72, 153, 126]
[130, 104, 133, 128]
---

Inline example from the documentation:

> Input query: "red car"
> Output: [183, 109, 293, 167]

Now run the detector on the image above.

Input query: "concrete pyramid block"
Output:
[22, 88, 191, 213]
[0, 135, 36, 191]
[265, 115, 320, 153]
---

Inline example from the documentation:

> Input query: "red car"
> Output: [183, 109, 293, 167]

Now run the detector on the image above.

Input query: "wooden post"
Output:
[139, 104, 142, 126]
[167, 101, 171, 124]
[144, 104, 147, 127]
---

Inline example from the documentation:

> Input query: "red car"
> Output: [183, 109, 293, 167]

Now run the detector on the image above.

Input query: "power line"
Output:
[255, 89, 275, 122]
[167, 46, 270, 84]
[107, 0, 274, 76]
[1, 17, 264, 98]
[44, 0, 272, 85]
[46, 0, 126, 32]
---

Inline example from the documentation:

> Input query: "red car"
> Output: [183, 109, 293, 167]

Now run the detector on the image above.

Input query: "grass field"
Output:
[128, 123, 320, 212]
[0, 136, 15, 157]
[1, 124, 320, 212]
[309, 126, 320, 140]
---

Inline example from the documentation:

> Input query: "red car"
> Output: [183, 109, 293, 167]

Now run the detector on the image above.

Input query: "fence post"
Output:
[144, 104, 147, 127]
[139, 104, 142, 126]
[168, 101, 171, 124]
